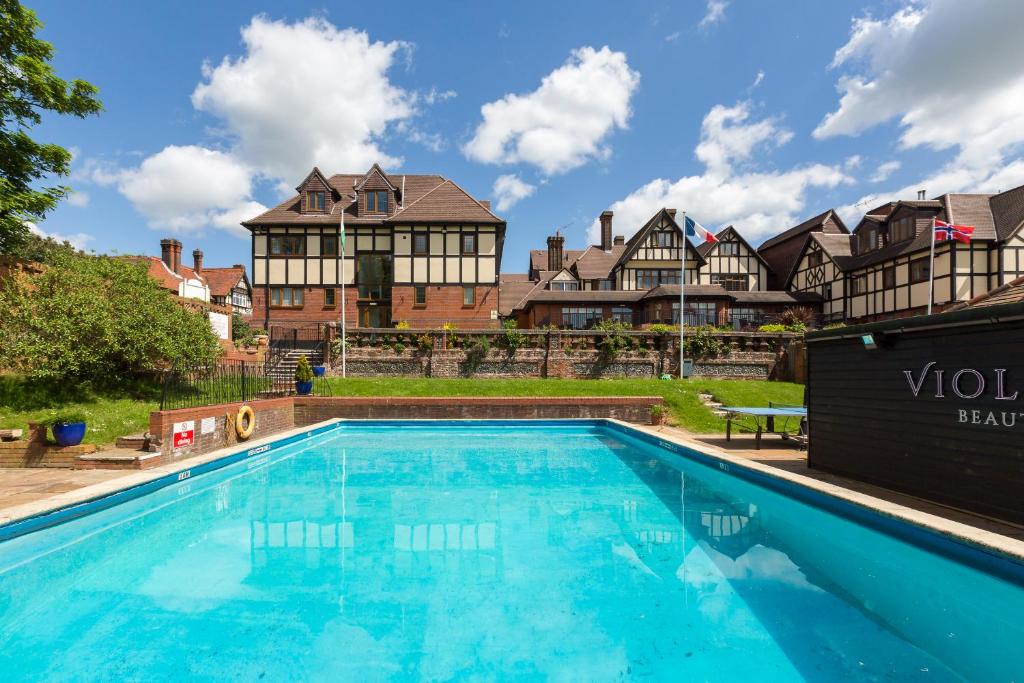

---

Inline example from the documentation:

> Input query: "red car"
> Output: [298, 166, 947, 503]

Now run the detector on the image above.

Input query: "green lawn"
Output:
[0, 375, 804, 446]
[323, 377, 804, 434]
[0, 377, 160, 446]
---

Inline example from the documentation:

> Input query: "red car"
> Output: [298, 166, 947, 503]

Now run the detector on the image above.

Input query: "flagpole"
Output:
[927, 217, 936, 315]
[340, 211, 347, 378]
[679, 211, 686, 379]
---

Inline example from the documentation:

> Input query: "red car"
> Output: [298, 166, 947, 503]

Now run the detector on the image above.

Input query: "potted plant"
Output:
[651, 405, 667, 426]
[312, 364, 326, 377]
[45, 411, 88, 447]
[295, 356, 314, 395]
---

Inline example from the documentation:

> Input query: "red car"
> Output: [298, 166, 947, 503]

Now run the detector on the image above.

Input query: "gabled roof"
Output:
[757, 209, 848, 251]
[354, 163, 397, 191]
[529, 248, 585, 273]
[140, 257, 206, 293]
[696, 226, 774, 272]
[498, 273, 538, 316]
[203, 265, 248, 298]
[989, 183, 1024, 241]
[572, 244, 626, 280]
[243, 167, 498, 227]
[613, 208, 707, 269]
[783, 232, 853, 288]
[387, 179, 503, 224]
[295, 166, 332, 192]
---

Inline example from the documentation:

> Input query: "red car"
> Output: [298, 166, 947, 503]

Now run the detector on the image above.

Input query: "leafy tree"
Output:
[0, 251, 222, 381]
[1, 0, 102, 253]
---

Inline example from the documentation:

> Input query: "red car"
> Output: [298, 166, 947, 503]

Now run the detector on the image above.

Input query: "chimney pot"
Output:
[160, 238, 175, 271]
[599, 211, 614, 251]
[917, 189, 926, 200]
[613, 235, 625, 246]
[192, 248, 203, 273]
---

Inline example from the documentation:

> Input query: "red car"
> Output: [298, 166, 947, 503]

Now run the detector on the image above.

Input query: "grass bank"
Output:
[322, 377, 803, 434]
[0, 375, 804, 446]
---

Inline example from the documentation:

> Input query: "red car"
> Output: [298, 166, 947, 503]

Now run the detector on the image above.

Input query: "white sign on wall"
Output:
[201, 417, 216, 435]
[209, 311, 230, 340]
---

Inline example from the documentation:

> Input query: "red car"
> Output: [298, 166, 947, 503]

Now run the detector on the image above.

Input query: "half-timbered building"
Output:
[243, 164, 506, 330]
[785, 185, 1024, 323]
[504, 209, 820, 329]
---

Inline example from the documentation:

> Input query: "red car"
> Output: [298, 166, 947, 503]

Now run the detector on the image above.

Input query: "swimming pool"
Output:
[0, 421, 1021, 681]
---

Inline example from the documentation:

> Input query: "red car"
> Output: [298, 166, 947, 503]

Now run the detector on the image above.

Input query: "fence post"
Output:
[241, 361, 248, 403]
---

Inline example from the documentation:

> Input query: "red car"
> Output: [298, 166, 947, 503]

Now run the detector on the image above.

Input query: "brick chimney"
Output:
[546, 231, 565, 272]
[160, 238, 182, 273]
[192, 248, 203, 273]
[600, 211, 613, 251]
[613, 235, 625, 246]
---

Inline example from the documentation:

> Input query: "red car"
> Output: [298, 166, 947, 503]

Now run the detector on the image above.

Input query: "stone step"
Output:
[115, 433, 148, 449]
[76, 448, 163, 470]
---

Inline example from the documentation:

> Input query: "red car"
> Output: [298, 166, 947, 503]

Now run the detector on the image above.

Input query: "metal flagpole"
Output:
[340, 210, 347, 378]
[679, 211, 687, 379]
[927, 217, 937, 315]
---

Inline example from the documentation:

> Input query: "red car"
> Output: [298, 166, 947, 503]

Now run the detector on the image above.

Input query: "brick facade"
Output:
[254, 284, 500, 329]
[391, 284, 499, 328]
[148, 398, 295, 462]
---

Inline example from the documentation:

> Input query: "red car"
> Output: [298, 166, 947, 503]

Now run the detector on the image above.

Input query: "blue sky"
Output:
[30, 0, 1024, 271]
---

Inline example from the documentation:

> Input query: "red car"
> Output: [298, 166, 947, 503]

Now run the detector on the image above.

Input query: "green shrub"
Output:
[232, 313, 265, 347]
[647, 323, 675, 334]
[499, 319, 527, 355]
[294, 356, 314, 382]
[593, 319, 631, 361]
[757, 323, 788, 333]
[416, 334, 434, 352]
[0, 252, 221, 382]
[463, 336, 490, 374]
[685, 326, 729, 358]
[823, 322, 847, 330]
[395, 320, 411, 330]
[394, 342, 406, 354]
[42, 410, 88, 426]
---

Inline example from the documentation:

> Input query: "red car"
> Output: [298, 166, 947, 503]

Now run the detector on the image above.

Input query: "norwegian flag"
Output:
[934, 219, 974, 244]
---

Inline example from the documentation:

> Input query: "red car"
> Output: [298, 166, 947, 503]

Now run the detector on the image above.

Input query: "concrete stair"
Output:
[267, 348, 323, 384]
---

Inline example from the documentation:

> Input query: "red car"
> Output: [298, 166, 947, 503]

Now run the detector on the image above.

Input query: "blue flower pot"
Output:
[313, 366, 326, 377]
[52, 422, 86, 447]
[295, 380, 313, 396]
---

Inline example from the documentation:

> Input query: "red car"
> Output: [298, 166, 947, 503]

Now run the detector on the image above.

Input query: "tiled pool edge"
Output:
[2, 417, 1023, 578]
[0, 419, 345, 542]
[605, 419, 1024, 579]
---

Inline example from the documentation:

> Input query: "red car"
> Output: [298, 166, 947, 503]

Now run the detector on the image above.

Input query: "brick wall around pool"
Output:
[148, 396, 663, 463]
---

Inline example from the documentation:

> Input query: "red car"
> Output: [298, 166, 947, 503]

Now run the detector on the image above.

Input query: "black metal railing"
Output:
[161, 357, 333, 411]
[269, 324, 325, 348]
[160, 359, 277, 410]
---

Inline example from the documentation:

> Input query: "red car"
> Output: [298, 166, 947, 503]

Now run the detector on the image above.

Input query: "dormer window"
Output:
[719, 241, 739, 256]
[366, 190, 388, 213]
[307, 191, 325, 212]
[655, 232, 672, 247]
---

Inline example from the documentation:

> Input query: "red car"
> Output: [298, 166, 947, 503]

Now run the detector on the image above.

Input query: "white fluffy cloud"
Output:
[695, 103, 793, 176]
[492, 174, 536, 212]
[27, 222, 93, 250]
[89, 17, 432, 235]
[463, 46, 640, 175]
[816, 0, 1024, 196]
[116, 146, 266, 235]
[869, 160, 901, 183]
[589, 101, 849, 244]
[66, 190, 90, 207]
[700, 0, 729, 29]
[192, 16, 415, 182]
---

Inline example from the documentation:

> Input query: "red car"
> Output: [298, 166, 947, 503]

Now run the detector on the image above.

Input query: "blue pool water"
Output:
[0, 422, 1021, 681]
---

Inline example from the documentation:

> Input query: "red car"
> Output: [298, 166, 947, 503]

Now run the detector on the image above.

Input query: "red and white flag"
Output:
[934, 219, 974, 244]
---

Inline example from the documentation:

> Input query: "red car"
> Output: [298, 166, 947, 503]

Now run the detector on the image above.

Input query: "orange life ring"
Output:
[235, 406, 256, 440]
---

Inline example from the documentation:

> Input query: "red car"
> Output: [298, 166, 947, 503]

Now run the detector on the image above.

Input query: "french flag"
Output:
[934, 219, 974, 244]
[684, 215, 718, 243]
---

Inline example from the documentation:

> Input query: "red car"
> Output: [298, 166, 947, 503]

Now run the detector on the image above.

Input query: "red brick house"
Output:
[243, 164, 505, 330]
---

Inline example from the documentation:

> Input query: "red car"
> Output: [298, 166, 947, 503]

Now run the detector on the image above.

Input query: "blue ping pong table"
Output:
[721, 405, 807, 450]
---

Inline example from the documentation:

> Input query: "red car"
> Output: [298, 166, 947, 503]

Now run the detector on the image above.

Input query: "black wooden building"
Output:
[805, 301, 1024, 524]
